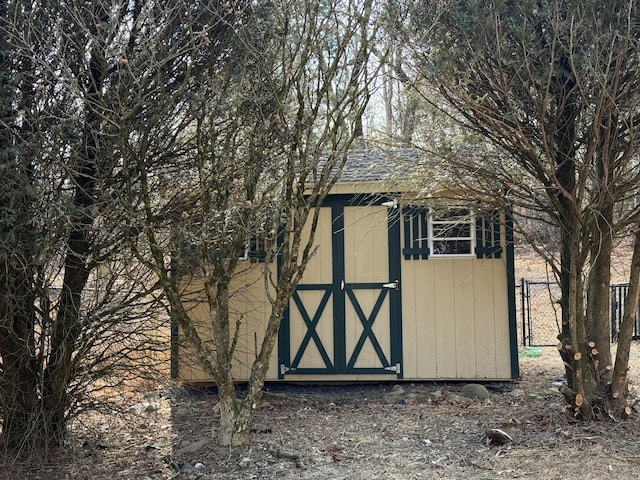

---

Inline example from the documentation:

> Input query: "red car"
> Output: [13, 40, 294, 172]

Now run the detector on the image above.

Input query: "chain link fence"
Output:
[518, 279, 562, 347]
[518, 279, 640, 346]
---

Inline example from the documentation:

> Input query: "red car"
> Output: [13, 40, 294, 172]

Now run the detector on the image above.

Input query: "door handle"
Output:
[382, 280, 399, 290]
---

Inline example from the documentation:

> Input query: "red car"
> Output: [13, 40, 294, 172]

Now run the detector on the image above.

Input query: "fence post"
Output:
[611, 284, 618, 341]
[520, 277, 526, 346]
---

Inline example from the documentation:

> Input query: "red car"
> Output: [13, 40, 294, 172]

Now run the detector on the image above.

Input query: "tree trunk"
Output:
[585, 196, 614, 385]
[0, 400, 68, 450]
[0, 300, 68, 448]
[215, 249, 299, 446]
[552, 51, 600, 405]
[610, 231, 640, 417]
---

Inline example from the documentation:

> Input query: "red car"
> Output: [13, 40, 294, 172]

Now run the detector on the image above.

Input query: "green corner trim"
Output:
[505, 213, 520, 379]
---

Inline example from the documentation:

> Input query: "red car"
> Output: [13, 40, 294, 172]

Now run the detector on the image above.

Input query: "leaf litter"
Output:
[4, 344, 640, 480]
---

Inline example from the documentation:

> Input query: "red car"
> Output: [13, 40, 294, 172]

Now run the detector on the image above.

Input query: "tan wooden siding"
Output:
[178, 202, 514, 383]
[178, 263, 276, 383]
[401, 256, 511, 380]
[287, 207, 334, 371]
[299, 207, 334, 285]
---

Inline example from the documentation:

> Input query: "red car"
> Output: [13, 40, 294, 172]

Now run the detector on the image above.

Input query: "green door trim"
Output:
[289, 288, 334, 371]
[344, 287, 391, 370]
[278, 194, 403, 378]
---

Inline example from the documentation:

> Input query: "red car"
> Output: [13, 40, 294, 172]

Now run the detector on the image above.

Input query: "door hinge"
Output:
[384, 363, 401, 374]
[280, 364, 296, 375]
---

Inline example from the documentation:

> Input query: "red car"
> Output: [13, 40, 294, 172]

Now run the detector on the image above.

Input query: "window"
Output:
[239, 236, 267, 262]
[429, 207, 475, 256]
[402, 206, 503, 260]
[403, 205, 479, 259]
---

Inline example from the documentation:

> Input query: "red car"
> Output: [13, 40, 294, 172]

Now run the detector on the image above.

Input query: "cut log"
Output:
[484, 428, 513, 446]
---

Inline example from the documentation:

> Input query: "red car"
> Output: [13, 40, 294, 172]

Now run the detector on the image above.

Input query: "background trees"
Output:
[1, 0, 379, 449]
[118, 0, 379, 446]
[395, 0, 640, 417]
[0, 0, 219, 449]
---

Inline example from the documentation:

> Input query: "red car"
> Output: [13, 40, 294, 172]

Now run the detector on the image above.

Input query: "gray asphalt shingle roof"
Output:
[336, 148, 423, 183]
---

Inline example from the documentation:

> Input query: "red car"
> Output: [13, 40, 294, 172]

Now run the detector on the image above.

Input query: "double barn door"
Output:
[278, 200, 402, 378]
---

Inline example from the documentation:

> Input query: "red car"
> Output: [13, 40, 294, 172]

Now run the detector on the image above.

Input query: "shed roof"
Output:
[336, 148, 424, 183]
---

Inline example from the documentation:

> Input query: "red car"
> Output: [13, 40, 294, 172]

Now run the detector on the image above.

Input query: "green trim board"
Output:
[402, 207, 429, 259]
[290, 288, 334, 371]
[387, 205, 403, 378]
[279, 194, 403, 377]
[332, 201, 346, 373]
[505, 213, 520, 379]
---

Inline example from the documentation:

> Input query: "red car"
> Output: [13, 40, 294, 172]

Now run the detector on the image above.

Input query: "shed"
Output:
[175, 149, 519, 383]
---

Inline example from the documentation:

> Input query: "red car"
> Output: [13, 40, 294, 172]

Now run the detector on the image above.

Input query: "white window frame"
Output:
[238, 236, 267, 262]
[428, 207, 475, 258]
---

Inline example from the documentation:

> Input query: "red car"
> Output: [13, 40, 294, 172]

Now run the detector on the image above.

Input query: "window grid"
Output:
[429, 208, 475, 257]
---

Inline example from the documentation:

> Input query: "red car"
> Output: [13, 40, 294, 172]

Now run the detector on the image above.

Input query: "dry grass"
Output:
[4, 344, 640, 480]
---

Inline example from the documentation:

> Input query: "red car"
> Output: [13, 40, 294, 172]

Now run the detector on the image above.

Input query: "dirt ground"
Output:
[5, 244, 640, 480]
[4, 344, 640, 480]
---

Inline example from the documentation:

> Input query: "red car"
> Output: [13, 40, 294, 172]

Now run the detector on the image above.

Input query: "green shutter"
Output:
[475, 211, 502, 258]
[402, 207, 430, 259]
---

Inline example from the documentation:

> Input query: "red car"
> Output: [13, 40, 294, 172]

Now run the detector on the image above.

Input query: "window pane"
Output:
[432, 240, 472, 255]
[432, 222, 471, 238]
[432, 208, 470, 222]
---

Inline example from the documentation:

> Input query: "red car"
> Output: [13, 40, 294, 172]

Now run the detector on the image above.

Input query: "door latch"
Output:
[382, 280, 399, 290]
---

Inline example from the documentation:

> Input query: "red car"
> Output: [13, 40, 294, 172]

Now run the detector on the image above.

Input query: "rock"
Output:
[383, 394, 402, 403]
[445, 393, 474, 405]
[175, 439, 209, 456]
[174, 407, 190, 416]
[127, 402, 159, 414]
[509, 388, 525, 397]
[144, 391, 160, 401]
[428, 389, 444, 401]
[527, 388, 561, 398]
[461, 384, 491, 400]
[391, 384, 405, 395]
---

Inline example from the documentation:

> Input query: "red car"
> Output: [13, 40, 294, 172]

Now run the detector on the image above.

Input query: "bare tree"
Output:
[395, 0, 640, 417]
[0, 0, 216, 450]
[116, 0, 380, 446]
